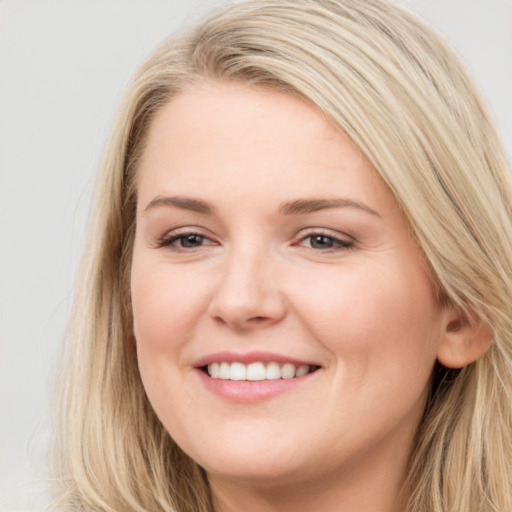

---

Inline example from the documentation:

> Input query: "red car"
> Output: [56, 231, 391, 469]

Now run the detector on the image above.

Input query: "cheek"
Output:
[131, 260, 209, 353]
[131, 262, 199, 406]
[130, 260, 210, 422]
[288, 258, 442, 379]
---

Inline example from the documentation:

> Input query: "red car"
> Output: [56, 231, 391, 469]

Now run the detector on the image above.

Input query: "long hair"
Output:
[51, 1, 512, 510]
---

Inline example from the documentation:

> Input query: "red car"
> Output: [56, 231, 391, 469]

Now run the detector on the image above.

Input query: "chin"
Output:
[189, 441, 311, 485]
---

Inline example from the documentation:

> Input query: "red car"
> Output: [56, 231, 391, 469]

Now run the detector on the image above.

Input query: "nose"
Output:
[207, 247, 287, 331]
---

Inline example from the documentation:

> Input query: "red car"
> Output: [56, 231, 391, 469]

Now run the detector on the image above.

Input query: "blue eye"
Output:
[301, 233, 353, 251]
[308, 235, 337, 249]
[159, 232, 211, 249]
[176, 234, 205, 248]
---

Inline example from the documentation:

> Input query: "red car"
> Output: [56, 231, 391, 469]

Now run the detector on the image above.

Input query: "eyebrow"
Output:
[144, 196, 215, 214]
[143, 195, 379, 217]
[279, 198, 379, 217]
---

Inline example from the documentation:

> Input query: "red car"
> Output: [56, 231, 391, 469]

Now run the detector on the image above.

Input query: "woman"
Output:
[51, 0, 512, 511]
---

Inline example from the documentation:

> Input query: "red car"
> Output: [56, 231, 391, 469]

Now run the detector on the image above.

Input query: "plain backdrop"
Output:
[1, 1, 511, 510]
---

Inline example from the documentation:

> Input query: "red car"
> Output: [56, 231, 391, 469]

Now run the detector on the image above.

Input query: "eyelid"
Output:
[154, 226, 355, 252]
[294, 227, 355, 250]
[156, 226, 217, 248]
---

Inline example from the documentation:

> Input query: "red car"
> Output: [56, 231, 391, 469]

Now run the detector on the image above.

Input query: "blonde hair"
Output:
[51, 1, 512, 510]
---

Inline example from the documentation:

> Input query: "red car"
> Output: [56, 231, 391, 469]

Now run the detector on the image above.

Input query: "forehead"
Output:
[135, 81, 394, 215]
[141, 81, 347, 160]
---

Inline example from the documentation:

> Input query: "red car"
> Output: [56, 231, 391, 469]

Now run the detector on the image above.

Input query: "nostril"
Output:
[248, 316, 270, 324]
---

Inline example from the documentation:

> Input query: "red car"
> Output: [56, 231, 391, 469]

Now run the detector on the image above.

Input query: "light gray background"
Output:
[1, 1, 510, 510]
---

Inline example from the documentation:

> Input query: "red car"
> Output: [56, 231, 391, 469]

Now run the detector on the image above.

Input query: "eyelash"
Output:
[157, 229, 214, 250]
[296, 229, 354, 252]
[157, 229, 354, 252]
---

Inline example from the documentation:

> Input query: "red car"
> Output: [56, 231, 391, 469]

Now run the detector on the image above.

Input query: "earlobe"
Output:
[436, 308, 493, 369]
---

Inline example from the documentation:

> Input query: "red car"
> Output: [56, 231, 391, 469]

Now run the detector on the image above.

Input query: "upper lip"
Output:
[193, 351, 321, 368]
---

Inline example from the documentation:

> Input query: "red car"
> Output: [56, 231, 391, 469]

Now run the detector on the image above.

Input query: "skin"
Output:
[130, 81, 467, 512]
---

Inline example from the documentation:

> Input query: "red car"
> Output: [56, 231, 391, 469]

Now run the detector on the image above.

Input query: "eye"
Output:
[174, 234, 206, 248]
[298, 231, 354, 251]
[158, 230, 215, 250]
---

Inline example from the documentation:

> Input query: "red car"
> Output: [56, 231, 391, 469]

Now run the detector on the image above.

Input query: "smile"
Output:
[206, 361, 319, 381]
[194, 352, 322, 401]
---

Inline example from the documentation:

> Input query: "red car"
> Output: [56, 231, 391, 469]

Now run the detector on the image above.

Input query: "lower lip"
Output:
[195, 369, 319, 403]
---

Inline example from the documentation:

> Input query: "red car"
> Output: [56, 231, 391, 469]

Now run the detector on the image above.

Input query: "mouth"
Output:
[194, 353, 322, 402]
[200, 361, 321, 381]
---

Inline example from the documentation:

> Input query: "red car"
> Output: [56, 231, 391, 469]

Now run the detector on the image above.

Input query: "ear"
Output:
[436, 306, 493, 369]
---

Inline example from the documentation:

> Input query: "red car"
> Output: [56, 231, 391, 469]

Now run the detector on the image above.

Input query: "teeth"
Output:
[295, 364, 309, 377]
[219, 362, 230, 379]
[209, 362, 220, 378]
[266, 362, 281, 380]
[230, 362, 246, 381]
[247, 362, 266, 381]
[206, 361, 315, 380]
[281, 363, 296, 379]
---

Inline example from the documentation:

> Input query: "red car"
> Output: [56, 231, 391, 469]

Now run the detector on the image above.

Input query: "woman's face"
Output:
[131, 82, 449, 488]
